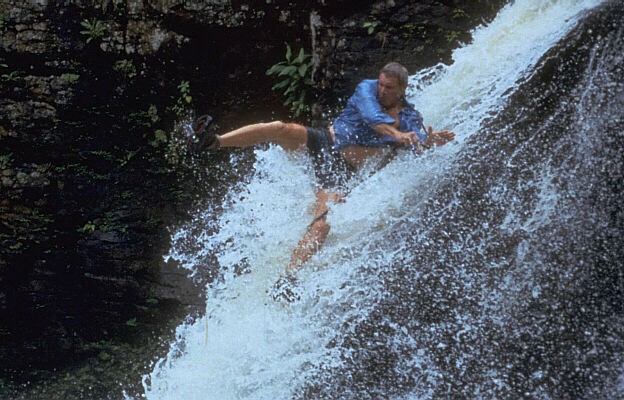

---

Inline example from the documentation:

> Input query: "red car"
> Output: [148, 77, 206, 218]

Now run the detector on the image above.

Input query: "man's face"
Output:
[377, 73, 406, 108]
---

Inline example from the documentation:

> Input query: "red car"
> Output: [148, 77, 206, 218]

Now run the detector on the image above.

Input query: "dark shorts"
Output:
[306, 126, 353, 191]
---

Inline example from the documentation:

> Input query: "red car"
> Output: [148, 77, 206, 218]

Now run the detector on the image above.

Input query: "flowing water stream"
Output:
[134, 0, 623, 398]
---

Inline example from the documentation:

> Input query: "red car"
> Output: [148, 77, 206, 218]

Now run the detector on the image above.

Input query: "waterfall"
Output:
[136, 0, 623, 398]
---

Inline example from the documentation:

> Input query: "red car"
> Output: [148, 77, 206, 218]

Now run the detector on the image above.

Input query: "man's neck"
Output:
[382, 97, 404, 111]
[383, 102, 403, 120]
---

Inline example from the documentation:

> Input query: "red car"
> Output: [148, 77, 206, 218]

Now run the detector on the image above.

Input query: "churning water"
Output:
[137, 0, 623, 398]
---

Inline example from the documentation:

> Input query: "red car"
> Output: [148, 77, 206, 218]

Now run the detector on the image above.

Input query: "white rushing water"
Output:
[136, 1, 606, 399]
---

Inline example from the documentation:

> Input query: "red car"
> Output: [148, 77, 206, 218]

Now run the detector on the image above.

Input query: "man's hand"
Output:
[373, 123, 455, 148]
[424, 126, 455, 148]
[394, 131, 420, 147]
[372, 123, 420, 146]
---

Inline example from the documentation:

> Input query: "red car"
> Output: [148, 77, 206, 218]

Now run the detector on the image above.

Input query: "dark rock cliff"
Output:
[0, 0, 506, 397]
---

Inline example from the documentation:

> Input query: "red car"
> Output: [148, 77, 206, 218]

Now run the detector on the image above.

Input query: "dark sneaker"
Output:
[188, 114, 219, 154]
[270, 274, 301, 303]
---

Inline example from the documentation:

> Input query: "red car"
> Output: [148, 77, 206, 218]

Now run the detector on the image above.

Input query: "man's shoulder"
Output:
[357, 79, 378, 89]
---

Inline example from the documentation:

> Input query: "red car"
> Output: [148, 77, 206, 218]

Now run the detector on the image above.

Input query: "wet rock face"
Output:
[313, 0, 507, 100]
[0, 0, 504, 380]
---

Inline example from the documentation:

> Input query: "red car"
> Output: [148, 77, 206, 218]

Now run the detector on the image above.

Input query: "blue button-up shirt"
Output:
[333, 79, 425, 149]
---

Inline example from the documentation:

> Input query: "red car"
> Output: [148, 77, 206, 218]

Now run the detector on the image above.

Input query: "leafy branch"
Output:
[266, 44, 314, 117]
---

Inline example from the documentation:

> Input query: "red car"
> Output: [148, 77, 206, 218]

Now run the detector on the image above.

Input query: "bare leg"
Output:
[218, 121, 308, 152]
[285, 190, 343, 275]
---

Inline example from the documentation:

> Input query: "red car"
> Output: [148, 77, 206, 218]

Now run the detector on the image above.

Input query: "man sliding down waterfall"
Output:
[188, 62, 455, 301]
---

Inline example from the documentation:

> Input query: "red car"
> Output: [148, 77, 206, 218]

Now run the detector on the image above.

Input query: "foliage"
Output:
[147, 104, 159, 123]
[400, 22, 428, 40]
[56, 163, 107, 180]
[453, 8, 468, 19]
[113, 59, 137, 80]
[1, 68, 18, 82]
[172, 80, 192, 117]
[0, 153, 12, 169]
[117, 149, 138, 167]
[363, 20, 380, 35]
[78, 211, 128, 234]
[128, 104, 159, 128]
[152, 130, 168, 147]
[445, 30, 460, 43]
[266, 44, 314, 117]
[60, 73, 80, 84]
[80, 18, 106, 44]
[78, 221, 97, 233]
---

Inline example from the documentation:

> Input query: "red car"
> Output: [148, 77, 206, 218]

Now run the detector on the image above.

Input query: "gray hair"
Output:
[380, 62, 409, 87]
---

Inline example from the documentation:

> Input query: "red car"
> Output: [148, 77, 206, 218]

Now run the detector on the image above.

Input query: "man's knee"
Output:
[270, 121, 304, 133]
[265, 120, 286, 130]
[269, 121, 307, 150]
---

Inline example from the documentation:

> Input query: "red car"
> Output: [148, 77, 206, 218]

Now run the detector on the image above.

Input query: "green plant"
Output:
[0, 153, 12, 169]
[80, 18, 105, 43]
[89, 150, 115, 161]
[147, 104, 159, 124]
[60, 73, 80, 84]
[363, 20, 380, 35]
[1, 70, 18, 82]
[78, 221, 97, 233]
[128, 104, 159, 128]
[266, 44, 314, 117]
[453, 8, 468, 19]
[172, 80, 192, 117]
[117, 149, 138, 167]
[151, 129, 169, 147]
[445, 30, 460, 43]
[113, 59, 137, 80]
[78, 212, 128, 234]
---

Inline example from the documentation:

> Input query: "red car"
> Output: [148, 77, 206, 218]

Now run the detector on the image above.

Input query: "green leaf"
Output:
[285, 44, 292, 62]
[284, 82, 298, 96]
[266, 63, 285, 75]
[294, 48, 305, 64]
[298, 64, 308, 77]
[278, 65, 297, 77]
[272, 79, 290, 90]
